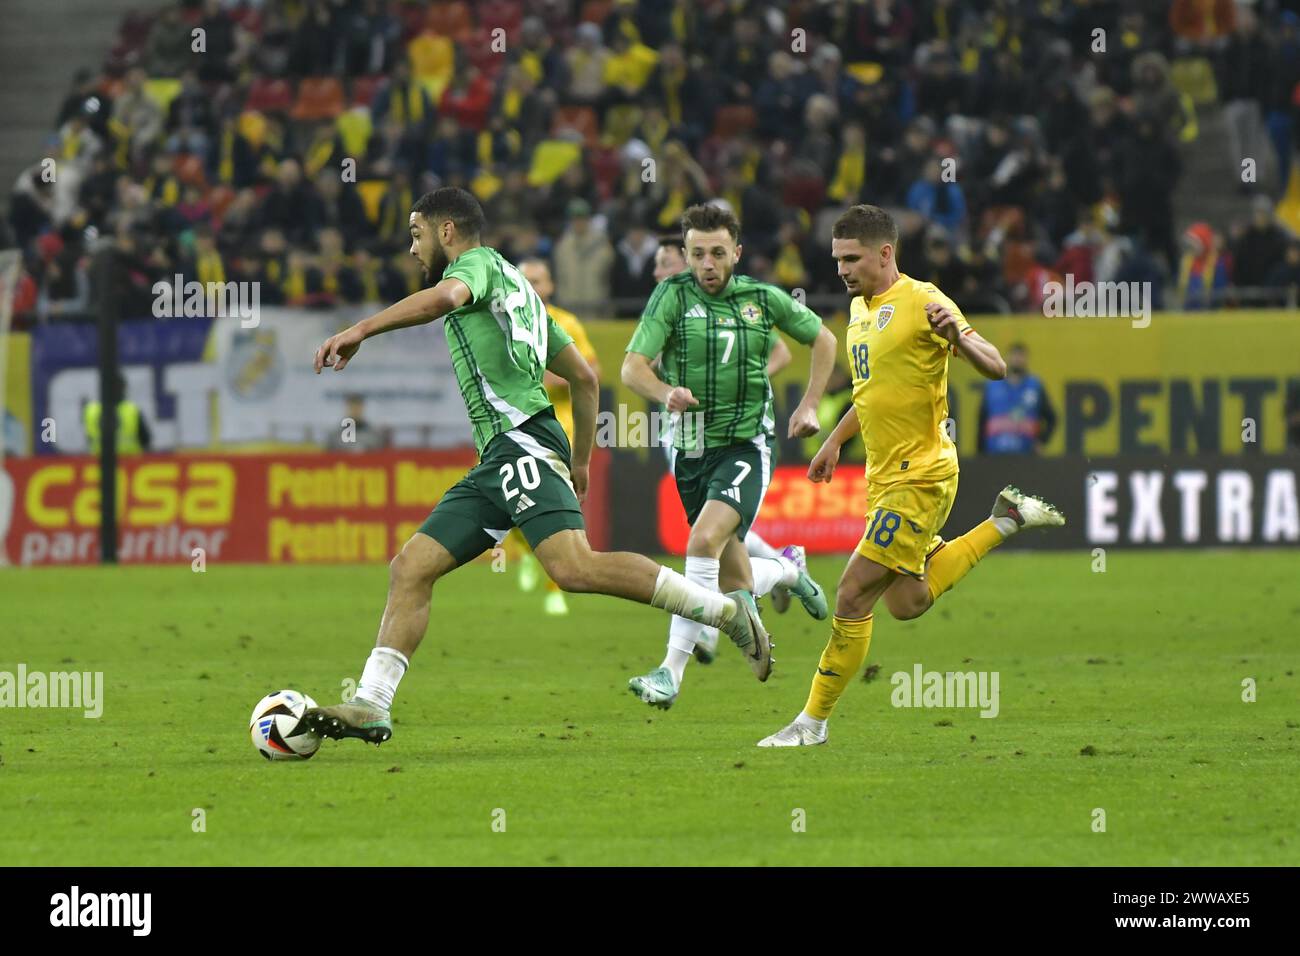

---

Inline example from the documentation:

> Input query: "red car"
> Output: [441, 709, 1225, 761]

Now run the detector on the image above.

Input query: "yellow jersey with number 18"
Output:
[847, 274, 973, 484]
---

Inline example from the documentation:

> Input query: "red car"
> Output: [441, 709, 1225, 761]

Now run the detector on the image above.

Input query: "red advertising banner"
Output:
[2, 449, 615, 566]
[657, 465, 869, 554]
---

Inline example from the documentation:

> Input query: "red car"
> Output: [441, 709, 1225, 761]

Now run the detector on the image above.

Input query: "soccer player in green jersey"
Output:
[303, 188, 771, 746]
[623, 204, 839, 709]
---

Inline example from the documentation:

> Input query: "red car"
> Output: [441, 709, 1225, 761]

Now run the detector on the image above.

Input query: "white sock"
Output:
[650, 565, 734, 626]
[993, 516, 1018, 537]
[749, 556, 797, 597]
[662, 556, 720, 683]
[661, 647, 692, 686]
[356, 646, 409, 711]
[795, 711, 827, 735]
[744, 530, 780, 560]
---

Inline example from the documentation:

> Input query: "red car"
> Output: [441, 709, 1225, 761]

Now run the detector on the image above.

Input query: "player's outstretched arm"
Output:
[548, 343, 598, 501]
[788, 325, 838, 437]
[952, 330, 1006, 380]
[808, 407, 859, 483]
[314, 278, 472, 373]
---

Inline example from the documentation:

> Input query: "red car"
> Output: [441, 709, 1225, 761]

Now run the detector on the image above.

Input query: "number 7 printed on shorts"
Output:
[720, 460, 751, 504]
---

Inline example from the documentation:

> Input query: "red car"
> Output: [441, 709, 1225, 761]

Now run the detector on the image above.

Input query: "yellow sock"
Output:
[803, 614, 874, 720]
[926, 518, 1004, 603]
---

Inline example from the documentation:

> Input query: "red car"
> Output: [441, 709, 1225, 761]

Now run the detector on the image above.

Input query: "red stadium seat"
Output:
[713, 105, 757, 140]
[782, 170, 826, 213]
[424, 1, 473, 43]
[350, 75, 386, 108]
[291, 77, 345, 120]
[245, 77, 295, 114]
[465, 28, 507, 78]
[475, 0, 524, 35]
[580, 1, 612, 26]
[552, 106, 599, 147]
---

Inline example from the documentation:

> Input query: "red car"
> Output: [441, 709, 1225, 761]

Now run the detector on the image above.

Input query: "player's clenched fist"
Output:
[314, 325, 365, 373]
[807, 439, 840, 483]
[787, 401, 820, 439]
[925, 301, 962, 344]
[665, 386, 699, 413]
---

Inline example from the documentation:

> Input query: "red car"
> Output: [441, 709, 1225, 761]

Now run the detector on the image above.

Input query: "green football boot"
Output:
[780, 545, 829, 621]
[628, 666, 679, 710]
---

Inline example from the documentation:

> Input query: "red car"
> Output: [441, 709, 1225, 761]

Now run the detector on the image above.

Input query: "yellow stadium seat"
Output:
[408, 32, 454, 93]
[527, 140, 582, 187]
[357, 180, 390, 224]
[335, 107, 373, 159]
[143, 78, 183, 115]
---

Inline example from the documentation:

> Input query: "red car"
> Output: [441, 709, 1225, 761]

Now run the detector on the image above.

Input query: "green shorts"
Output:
[671, 435, 773, 540]
[419, 409, 585, 565]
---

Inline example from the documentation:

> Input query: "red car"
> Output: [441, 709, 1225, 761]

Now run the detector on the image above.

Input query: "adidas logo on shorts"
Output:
[514, 494, 536, 515]
[721, 487, 741, 503]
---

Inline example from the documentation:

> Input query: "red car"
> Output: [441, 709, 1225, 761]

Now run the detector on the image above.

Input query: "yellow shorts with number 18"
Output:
[855, 471, 959, 578]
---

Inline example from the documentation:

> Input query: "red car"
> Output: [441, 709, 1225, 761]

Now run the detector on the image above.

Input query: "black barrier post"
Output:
[91, 245, 119, 564]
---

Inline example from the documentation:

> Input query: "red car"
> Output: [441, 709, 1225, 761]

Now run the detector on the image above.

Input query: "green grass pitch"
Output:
[1, 551, 1296, 866]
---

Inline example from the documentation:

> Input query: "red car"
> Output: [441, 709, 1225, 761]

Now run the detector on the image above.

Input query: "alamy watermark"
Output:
[891, 664, 1000, 718]
[152, 274, 260, 327]
[0, 664, 103, 718]
[49, 886, 150, 935]
[1041, 275, 1151, 329]
[596, 405, 705, 458]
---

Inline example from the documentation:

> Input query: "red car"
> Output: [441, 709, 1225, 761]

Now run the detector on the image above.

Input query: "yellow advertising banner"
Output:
[3, 332, 32, 456]
[584, 311, 1300, 458]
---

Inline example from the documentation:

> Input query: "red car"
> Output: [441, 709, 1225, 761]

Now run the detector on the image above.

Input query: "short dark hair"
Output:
[832, 204, 898, 247]
[657, 234, 683, 251]
[681, 203, 740, 244]
[411, 187, 486, 239]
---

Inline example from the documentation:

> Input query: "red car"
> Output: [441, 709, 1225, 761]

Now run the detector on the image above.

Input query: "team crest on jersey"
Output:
[739, 303, 762, 324]
[876, 304, 895, 331]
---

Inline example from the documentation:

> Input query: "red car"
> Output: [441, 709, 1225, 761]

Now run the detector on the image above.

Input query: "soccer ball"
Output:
[249, 690, 321, 761]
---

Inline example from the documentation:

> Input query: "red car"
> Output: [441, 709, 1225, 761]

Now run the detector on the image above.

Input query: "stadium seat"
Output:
[407, 32, 455, 101]
[335, 108, 373, 159]
[782, 168, 826, 213]
[208, 185, 236, 220]
[465, 27, 507, 78]
[580, 0, 613, 25]
[528, 139, 582, 186]
[589, 146, 621, 200]
[245, 77, 295, 114]
[143, 78, 183, 116]
[713, 104, 757, 140]
[552, 106, 599, 148]
[423, 1, 473, 43]
[292, 78, 345, 121]
[350, 75, 386, 108]
[475, 0, 524, 34]
[356, 180, 390, 225]
[173, 154, 207, 188]
[1170, 57, 1218, 106]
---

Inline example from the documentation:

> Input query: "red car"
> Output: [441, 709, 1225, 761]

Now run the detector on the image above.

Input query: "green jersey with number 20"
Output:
[626, 272, 824, 451]
[440, 246, 574, 454]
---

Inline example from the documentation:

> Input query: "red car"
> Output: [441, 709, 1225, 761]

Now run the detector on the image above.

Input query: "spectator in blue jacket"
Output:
[978, 343, 1057, 454]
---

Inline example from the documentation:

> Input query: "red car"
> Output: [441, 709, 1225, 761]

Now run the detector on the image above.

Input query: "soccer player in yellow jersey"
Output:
[758, 204, 1065, 747]
[510, 257, 602, 616]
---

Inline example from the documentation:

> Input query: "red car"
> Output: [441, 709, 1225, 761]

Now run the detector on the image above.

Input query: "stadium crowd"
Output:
[5, 0, 1300, 326]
